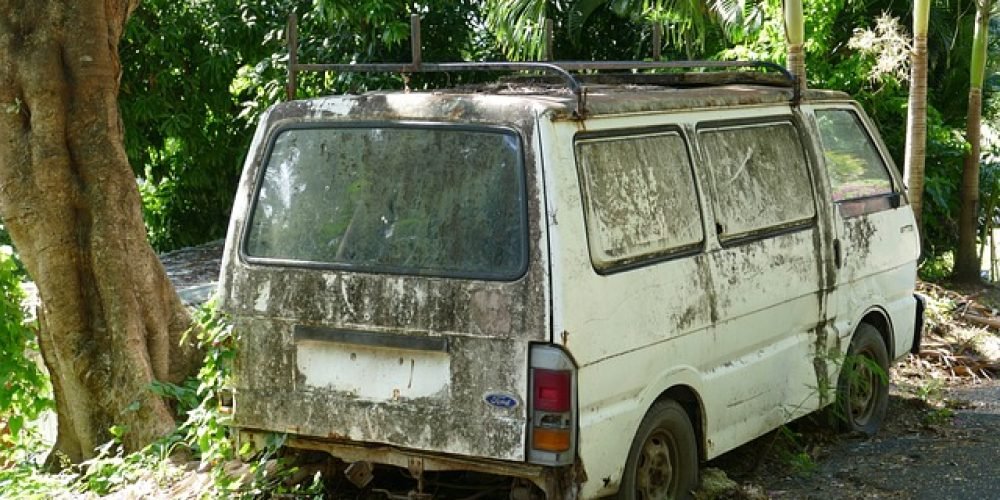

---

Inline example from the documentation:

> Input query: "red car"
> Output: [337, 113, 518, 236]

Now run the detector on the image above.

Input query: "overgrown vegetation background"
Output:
[114, 0, 1000, 263]
[2, 0, 1000, 496]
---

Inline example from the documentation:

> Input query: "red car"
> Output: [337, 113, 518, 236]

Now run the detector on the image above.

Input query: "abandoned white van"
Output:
[218, 60, 923, 499]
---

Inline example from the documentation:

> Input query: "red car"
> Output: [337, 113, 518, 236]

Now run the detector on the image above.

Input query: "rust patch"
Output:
[694, 254, 719, 324]
[810, 321, 832, 406]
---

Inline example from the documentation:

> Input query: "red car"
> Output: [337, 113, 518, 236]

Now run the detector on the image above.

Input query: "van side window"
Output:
[575, 131, 703, 270]
[815, 109, 894, 202]
[699, 122, 815, 241]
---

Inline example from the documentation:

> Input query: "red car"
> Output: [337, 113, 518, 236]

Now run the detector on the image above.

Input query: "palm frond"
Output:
[483, 0, 551, 60]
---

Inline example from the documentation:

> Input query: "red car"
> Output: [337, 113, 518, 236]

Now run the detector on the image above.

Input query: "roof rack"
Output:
[285, 14, 800, 117]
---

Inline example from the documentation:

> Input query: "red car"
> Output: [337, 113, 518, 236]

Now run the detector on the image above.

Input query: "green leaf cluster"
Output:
[0, 300, 321, 498]
[121, 1, 282, 251]
[121, 0, 498, 252]
[0, 246, 52, 459]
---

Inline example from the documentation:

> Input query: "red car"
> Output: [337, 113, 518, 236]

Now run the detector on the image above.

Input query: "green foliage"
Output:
[123, 1, 494, 251]
[917, 115, 969, 258]
[0, 246, 52, 459]
[774, 425, 819, 477]
[121, 1, 278, 251]
[0, 301, 322, 498]
[178, 302, 236, 465]
[485, 0, 733, 61]
[919, 252, 955, 281]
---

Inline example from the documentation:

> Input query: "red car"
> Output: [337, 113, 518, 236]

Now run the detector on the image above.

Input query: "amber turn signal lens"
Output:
[532, 427, 571, 452]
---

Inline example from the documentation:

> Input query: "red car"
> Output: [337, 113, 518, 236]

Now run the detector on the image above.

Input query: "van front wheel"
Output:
[836, 323, 889, 436]
[618, 400, 698, 500]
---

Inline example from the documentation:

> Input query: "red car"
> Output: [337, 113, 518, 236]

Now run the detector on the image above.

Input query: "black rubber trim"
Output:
[911, 293, 926, 355]
[293, 325, 449, 353]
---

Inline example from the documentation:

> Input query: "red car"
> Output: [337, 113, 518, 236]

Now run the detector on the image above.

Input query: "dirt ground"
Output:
[706, 378, 1000, 500]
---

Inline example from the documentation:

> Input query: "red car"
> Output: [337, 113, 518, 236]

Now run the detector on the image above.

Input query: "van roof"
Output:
[282, 83, 852, 123]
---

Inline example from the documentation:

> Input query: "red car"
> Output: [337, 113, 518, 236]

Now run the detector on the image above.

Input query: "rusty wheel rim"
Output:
[635, 428, 678, 499]
[849, 349, 877, 426]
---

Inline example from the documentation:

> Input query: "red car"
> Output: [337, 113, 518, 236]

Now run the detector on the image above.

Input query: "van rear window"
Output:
[243, 124, 527, 280]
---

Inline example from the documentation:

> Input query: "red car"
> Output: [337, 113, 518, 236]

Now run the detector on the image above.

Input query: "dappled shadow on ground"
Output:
[707, 380, 1000, 499]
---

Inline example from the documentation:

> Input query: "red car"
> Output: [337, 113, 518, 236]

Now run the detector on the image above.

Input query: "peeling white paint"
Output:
[253, 280, 270, 312]
[308, 97, 357, 117]
[296, 341, 450, 400]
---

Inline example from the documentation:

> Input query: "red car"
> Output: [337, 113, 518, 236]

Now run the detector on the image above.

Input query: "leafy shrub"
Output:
[0, 245, 52, 461]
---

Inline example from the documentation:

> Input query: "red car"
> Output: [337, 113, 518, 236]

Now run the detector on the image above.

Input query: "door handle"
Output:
[833, 238, 843, 269]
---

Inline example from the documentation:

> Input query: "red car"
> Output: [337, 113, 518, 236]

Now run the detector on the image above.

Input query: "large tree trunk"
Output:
[955, 0, 991, 282]
[904, 0, 930, 229]
[0, 1, 201, 462]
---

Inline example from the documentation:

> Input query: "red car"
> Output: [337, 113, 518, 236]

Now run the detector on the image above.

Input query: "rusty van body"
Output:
[219, 67, 922, 498]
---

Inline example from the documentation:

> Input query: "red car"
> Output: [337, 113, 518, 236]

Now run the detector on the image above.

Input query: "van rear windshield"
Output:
[243, 124, 527, 280]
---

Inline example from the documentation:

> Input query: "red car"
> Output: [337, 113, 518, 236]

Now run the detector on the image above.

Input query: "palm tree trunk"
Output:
[955, 0, 991, 282]
[904, 0, 931, 229]
[783, 0, 806, 93]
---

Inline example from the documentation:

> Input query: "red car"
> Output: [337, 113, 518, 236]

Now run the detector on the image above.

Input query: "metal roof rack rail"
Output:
[285, 14, 800, 117]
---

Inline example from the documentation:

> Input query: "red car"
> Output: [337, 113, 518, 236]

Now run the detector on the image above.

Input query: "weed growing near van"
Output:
[0, 300, 324, 498]
[774, 426, 819, 477]
[919, 252, 955, 282]
[0, 245, 53, 465]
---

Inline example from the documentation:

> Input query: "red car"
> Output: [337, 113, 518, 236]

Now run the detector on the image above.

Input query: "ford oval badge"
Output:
[483, 392, 519, 409]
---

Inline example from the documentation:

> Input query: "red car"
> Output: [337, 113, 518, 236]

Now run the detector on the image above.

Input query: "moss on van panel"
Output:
[700, 122, 815, 238]
[219, 93, 549, 462]
[230, 319, 530, 460]
[576, 132, 703, 268]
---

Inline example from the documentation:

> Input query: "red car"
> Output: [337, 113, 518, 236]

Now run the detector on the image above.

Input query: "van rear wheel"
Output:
[618, 400, 698, 500]
[836, 323, 889, 436]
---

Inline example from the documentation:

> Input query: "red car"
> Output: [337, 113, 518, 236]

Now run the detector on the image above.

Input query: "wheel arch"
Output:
[858, 306, 894, 358]
[653, 385, 706, 462]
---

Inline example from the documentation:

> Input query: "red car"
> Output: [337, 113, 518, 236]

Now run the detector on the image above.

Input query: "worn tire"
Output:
[618, 400, 698, 500]
[835, 323, 890, 436]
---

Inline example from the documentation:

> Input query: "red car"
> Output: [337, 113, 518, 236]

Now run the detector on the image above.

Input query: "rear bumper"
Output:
[237, 429, 581, 497]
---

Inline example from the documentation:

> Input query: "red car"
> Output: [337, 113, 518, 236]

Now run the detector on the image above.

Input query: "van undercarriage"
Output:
[237, 429, 584, 498]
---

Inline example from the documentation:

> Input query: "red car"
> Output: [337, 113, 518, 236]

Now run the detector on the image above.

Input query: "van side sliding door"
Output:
[695, 117, 827, 453]
[808, 104, 920, 359]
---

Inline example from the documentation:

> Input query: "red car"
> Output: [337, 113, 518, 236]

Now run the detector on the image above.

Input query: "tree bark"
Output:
[0, 1, 201, 462]
[956, 87, 984, 281]
[783, 0, 806, 94]
[955, 0, 991, 282]
[904, 0, 930, 229]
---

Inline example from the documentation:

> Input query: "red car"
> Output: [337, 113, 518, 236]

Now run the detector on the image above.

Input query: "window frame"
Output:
[695, 117, 819, 247]
[239, 120, 531, 281]
[812, 106, 904, 218]
[574, 126, 706, 274]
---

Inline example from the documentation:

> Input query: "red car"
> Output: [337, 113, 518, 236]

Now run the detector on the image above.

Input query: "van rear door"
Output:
[220, 115, 550, 462]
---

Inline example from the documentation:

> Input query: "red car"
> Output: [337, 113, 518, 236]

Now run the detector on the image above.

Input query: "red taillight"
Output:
[534, 369, 571, 412]
[528, 345, 576, 466]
